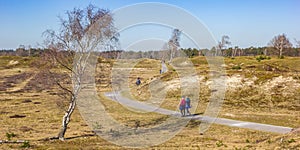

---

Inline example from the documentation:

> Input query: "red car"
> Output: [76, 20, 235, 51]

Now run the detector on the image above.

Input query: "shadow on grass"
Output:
[39, 133, 96, 141]
[65, 133, 96, 140]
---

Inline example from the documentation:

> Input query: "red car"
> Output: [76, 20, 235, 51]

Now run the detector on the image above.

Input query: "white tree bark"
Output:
[43, 4, 118, 141]
[269, 34, 292, 58]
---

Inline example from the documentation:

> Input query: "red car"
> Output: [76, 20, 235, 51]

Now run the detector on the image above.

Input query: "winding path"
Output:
[104, 91, 293, 134]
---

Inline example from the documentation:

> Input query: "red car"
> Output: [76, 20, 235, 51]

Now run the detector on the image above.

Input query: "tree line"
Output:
[182, 46, 300, 58]
[2, 34, 300, 59]
[0, 47, 123, 58]
[3, 45, 300, 59]
[182, 34, 300, 58]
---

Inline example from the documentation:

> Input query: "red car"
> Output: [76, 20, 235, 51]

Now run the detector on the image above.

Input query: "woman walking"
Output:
[179, 96, 186, 117]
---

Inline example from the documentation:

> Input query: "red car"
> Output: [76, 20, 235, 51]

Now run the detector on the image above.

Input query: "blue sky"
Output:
[0, 0, 300, 49]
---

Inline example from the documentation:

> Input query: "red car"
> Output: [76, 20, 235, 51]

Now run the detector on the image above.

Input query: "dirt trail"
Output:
[6, 73, 36, 92]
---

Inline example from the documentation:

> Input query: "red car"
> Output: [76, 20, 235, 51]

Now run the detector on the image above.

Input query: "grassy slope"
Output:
[0, 56, 299, 149]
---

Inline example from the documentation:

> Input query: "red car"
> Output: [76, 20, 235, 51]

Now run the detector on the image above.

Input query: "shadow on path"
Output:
[104, 92, 293, 134]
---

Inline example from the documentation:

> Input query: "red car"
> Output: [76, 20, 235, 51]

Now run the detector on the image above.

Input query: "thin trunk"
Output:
[169, 47, 174, 63]
[264, 49, 267, 56]
[232, 49, 236, 58]
[58, 96, 76, 140]
[234, 49, 237, 57]
[279, 47, 283, 58]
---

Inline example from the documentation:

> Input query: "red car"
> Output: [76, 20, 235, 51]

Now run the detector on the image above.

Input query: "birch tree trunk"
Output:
[279, 47, 283, 58]
[43, 4, 118, 141]
[58, 96, 76, 140]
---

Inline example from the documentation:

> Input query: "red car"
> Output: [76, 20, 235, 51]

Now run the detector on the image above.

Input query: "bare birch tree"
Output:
[168, 29, 181, 62]
[216, 35, 231, 56]
[43, 4, 118, 140]
[268, 34, 292, 58]
[232, 46, 238, 58]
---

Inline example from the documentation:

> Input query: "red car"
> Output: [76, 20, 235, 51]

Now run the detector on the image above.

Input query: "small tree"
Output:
[43, 4, 118, 140]
[268, 34, 292, 58]
[216, 35, 231, 56]
[231, 46, 239, 58]
[168, 29, 181, 62]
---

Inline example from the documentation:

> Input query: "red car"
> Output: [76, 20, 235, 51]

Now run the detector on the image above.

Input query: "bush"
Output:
[216, 140, 227, 147]
[20, 141, 30, 148]
[6, 132, 16, 140]
[279, 55, 284, 59]
[256, 55, 271, 62]
[287, 138, 296, 143]
[232, 65, 241, 70]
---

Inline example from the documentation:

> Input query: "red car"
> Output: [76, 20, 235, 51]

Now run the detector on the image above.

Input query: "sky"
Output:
[0, 0, 300, 50]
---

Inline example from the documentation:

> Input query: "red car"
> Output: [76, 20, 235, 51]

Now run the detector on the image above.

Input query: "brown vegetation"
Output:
[0, 56, 299, 149]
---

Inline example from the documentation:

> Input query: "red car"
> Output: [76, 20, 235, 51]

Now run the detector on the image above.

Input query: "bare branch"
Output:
[42, 4, 118, 140]
[268, 34, 293, 57]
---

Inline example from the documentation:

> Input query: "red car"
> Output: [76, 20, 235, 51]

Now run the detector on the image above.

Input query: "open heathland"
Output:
[0, 56, 299, 149]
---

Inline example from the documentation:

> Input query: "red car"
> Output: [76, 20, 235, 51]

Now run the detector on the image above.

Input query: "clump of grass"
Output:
[6, 132, 16, 140]
[216, 140, 227, 147]
[287, 138, 296, 143]
[232, 65, 241, 70]
[256, 55, 271, 62]
[20, 141, 31, 148]
[245, 139, 250, 143]
[254, 73, 280, 84]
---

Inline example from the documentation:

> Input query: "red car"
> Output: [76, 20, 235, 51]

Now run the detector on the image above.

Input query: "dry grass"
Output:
[129, 59, 161, 101]
[0, 56, 300, 149]
[98, 92, 169, 128]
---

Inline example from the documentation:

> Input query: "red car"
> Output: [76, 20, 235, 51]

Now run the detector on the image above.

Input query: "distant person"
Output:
[179, 96, 186, 117]
[161, 60, 167, 74]
[136, 77, 141, 86]
[185, 96, 191, 116]
[136, 77, 141, 95]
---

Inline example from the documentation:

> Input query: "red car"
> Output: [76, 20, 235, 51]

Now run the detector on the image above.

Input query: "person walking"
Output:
[136, 77, 141, 86]
[185, 96, 191, 116]
[179, 96, 186, 117]
[136, 77, 141, 95]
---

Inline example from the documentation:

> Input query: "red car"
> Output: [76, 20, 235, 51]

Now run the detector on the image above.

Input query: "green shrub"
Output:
[245, 139, 250, 143]
[288, 138, 296, 143]
[279, 55, 285, 59]
[20, 141, 30, 148]
[6, 132, 16, 140]
[256, 55, 270, 62]
[232, 65, 241, 70]
[216, 140, 227, 147]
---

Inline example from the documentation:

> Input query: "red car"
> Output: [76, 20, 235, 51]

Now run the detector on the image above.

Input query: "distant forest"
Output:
[1, 46, 300, 58]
